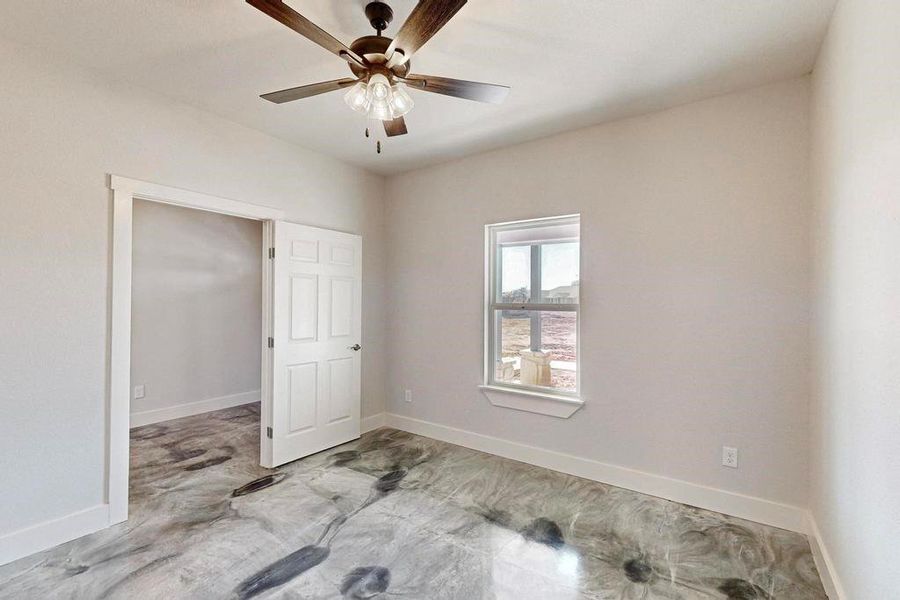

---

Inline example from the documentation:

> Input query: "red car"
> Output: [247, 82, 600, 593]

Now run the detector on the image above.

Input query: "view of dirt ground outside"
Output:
[499, 311, 576, 391]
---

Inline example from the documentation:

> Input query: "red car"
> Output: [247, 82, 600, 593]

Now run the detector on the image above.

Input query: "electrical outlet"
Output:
[722, 446, 739, 469]
[134, 385, 146, 399]
[404, 389, 412, 403]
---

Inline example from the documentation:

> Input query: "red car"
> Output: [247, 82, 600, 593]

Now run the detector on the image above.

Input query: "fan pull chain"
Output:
[377, 141, 382, 154]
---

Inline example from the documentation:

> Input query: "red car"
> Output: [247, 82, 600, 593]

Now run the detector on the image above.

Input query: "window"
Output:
[485, 215, 580, 397]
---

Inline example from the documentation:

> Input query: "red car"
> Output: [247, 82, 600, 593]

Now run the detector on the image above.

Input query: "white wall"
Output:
[386, 78, 812, 508]
[0, 38, 386, 537]
[131, 200, 262, 423]
[810, 0, 900, 596]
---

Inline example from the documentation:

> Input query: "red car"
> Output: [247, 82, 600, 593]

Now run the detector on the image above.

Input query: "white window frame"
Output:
[481, 215, 584, 418]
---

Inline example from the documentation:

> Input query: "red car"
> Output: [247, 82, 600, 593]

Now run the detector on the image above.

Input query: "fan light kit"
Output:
[343, 75, 414, 121]
[247, 0, 510, 154]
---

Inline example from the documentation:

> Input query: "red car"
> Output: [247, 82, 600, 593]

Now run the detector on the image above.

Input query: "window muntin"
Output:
[487, 215, 580, 396]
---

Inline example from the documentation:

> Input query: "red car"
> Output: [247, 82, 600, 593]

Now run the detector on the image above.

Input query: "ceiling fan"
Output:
[247, 0, 510, 153]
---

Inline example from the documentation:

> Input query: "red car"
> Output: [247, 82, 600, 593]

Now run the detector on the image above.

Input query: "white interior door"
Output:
[262, 221, 362, 467]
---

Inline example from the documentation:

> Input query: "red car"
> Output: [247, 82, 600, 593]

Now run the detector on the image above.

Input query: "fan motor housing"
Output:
[348, 35, 410, 79]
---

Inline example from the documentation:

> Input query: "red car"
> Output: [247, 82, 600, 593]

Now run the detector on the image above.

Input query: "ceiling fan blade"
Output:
[383, 116, 408, 137]
[246, 0, 364, 64]
[386, 0, 467, 64]
[261, 78, 358, 104]
[404, 75, 509, 104]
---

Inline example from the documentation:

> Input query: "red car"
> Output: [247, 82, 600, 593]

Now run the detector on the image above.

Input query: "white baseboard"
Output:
[361, 412, 387, 433]
[383, 413, 809, 534]
[130, 390, 260, 428]
[806, 513, 845, 599]
[0, 504, 109, 567]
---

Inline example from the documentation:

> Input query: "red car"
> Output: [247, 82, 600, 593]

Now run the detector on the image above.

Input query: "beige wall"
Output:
[385, 78, 812, 507]
[810, 0, 900, 596]
[131, 200, 262, 419]
[0, 38, 386, 536]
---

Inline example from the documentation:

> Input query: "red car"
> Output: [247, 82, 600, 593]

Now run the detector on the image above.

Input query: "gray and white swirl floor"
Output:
[0, 404, 827, 599]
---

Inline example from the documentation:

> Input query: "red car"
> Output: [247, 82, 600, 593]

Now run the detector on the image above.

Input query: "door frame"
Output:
[107, 175, 284, 525]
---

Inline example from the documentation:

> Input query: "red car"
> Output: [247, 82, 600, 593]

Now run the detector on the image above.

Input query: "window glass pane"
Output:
[540, 242, 579, 304]
[497, 242, 579, 304]
[499, 245, 531, 303]
[493, 310, 577, 393]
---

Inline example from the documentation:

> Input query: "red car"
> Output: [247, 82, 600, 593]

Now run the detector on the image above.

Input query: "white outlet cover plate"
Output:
[722, 446, 739, 468]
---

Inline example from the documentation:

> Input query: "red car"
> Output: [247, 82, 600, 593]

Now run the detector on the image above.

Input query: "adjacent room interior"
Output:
[0, 1, 897, 599]
[130, 200, 264, 431]
[129, 199, 266, 502]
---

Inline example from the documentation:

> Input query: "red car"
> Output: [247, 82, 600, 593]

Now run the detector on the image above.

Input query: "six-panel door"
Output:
[267, 221, 362, 467]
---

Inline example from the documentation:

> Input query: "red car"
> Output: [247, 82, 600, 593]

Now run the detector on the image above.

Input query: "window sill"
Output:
[478, 385, 584, 419]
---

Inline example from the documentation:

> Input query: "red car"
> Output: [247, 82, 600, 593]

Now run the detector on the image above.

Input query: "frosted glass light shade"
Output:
[368, 74, 391, 101]
[389, 83, 414, 117]
[370, 99, 392, 122]
[344, 82, 369, 113]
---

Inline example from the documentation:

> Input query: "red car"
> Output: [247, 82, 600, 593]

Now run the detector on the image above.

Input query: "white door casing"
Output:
[107, 175, 285, 530]
[262, 221, 362, 467]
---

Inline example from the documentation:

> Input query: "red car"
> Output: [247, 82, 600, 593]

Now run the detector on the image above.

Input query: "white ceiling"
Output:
[0, 1, 836, 175]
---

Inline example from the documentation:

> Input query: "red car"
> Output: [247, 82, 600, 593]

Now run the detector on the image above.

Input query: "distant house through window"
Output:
[485, 215, 580, 395]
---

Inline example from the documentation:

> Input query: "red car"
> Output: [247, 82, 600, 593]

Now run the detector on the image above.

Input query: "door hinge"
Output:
[266, 426, 273, 439]
[267, 337, 274, 348]
[268, 247, 275, 259]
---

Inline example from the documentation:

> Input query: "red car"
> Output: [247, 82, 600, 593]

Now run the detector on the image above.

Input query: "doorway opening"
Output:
[128, 199, 264, 494]
[108, 176, 284, 526]
[108, 176, 364, 529]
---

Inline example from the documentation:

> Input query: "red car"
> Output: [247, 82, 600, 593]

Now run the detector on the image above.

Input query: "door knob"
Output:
[349, 344, 362, 351]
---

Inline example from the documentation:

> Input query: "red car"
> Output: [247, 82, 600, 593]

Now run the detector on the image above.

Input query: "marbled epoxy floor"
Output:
[0, 405, 827, 599]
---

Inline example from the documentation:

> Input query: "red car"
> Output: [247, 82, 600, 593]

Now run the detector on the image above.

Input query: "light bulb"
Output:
[343, 82, 369, 113]
[368, 73, 391, 102]
[389, 83, 414, 117]
[372, 83, 389, 100]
